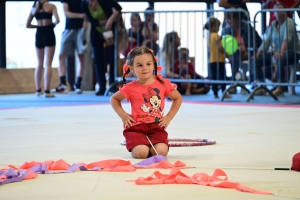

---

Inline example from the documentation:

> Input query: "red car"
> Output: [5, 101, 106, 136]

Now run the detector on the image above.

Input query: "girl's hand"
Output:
[121, 114, 136, 128]
[159, 116, 172, 129]
[99, 20, 107, 26]
[273, 52, 280, 60]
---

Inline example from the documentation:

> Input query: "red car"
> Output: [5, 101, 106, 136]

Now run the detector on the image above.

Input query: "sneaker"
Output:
[74, 85, 82, 94]
[36, 91, 44, 96]
[53, 84, 68, 93]
[45, 92, 55, 98]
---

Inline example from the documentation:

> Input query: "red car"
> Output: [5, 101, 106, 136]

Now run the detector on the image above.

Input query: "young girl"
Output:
[173, 48, 210, 95]
[110, 46, 182, 159]
[26, 0, 60, 97]
[204, 17, 231, 99]
[125, 13, 144, 56]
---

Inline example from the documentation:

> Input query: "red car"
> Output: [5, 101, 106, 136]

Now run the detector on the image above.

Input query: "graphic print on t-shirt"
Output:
[139, 87, 164, 123]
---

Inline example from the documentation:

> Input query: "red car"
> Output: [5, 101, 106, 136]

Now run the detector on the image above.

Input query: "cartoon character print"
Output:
[141, 87, 164, 122]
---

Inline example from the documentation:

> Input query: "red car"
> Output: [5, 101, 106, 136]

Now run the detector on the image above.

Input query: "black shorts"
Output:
[35, 25, 56, 48]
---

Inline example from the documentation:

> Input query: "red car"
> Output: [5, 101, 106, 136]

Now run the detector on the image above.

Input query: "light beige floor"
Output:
[0, 102, 299, 200]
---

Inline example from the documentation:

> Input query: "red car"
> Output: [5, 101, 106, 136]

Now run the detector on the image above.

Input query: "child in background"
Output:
[173, 48, 210, 95]
[204, 17, 231, 99]
[110, 46, 182, 159]
[126, 13, 144, 56]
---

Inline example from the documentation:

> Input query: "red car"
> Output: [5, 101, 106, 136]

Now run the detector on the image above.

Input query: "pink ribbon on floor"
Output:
[129, 167, 272, 195]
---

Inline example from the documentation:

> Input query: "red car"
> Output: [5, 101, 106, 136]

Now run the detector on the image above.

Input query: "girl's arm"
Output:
[216, 35, 226, 54]
[52, 5, 60, 26]
[151, 25, 159, 42]
[26, 8, 37, 28]
[164, 89, 182, 120]
[110, 91, 136, 127]
[158, 88, 182, 128]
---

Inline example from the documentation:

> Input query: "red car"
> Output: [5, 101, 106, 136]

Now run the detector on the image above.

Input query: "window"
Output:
[6, 2, 65, 69]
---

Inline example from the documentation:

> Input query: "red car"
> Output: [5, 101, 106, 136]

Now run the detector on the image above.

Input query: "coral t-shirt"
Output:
[119, 78, 177, 127]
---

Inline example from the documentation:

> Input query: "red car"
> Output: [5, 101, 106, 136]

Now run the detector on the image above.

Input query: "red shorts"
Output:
[123, 122, 168, 152]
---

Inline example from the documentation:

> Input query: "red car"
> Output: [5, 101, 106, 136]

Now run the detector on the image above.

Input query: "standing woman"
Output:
[26, 0, 60, 97]
[82, 0, 122, 96]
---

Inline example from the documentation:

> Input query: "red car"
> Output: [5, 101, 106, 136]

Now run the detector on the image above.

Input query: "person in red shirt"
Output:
[262, 0, 298, 26]
[110, 46, 182, 159]
[173, 48, 210, 95]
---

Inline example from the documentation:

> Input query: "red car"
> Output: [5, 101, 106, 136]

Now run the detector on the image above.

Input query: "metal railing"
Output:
[106, 8, 300, 102]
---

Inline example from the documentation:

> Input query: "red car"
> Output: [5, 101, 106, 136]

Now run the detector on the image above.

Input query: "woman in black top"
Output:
[26, 0, 60, 97]
[141, 7, 159, 55]
[125, 13, 144, 56]
[82, 0, 122, 96]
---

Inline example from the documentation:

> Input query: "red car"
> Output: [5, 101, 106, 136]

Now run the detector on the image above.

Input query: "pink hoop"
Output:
[120, 138, 216, 147]
[168, 138, 216, 147]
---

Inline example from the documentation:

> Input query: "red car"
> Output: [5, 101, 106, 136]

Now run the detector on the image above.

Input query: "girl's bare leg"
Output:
[44, 46, 55, 91]
[35, 48, 45, 90]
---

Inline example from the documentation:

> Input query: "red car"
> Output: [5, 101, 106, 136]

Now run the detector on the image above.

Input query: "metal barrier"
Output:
[249, 8, 300, 101]
[105, 8, 300, 101]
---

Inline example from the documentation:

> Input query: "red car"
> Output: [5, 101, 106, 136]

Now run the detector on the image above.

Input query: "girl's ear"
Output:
[129, 66, 134, 72]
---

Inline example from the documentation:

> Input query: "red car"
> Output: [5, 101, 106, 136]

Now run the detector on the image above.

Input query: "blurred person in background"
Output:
[82, 0, 122, 96]
[26, 0, 60, 97]
[53, 0, 87, 94]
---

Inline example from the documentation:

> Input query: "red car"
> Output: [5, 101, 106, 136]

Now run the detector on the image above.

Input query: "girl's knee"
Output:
[131, 151, 149, 159]
[131, 146, 149, 159]
[152, 143, 168, 156]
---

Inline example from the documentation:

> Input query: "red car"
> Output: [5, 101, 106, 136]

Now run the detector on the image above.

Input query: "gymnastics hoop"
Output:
[120, 138, 216, 147]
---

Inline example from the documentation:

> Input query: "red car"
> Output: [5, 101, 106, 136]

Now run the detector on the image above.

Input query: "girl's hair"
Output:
[131, 13, 141, 22]
[33, 0, 45, 11]
[203, 17, 221, 31]
[160, 31, 179, 70]
[144, 7, 154, 17]
[123, 46, 164, 85]
[179, 48, 189, 61]
[161, 31, 178, 52]
[117, 15, 128, 56]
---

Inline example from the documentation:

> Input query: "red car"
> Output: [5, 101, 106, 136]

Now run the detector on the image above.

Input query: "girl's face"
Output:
[130, 53, 155, 82]
[145, 14, 154, 23]
[130, 15, 140, 28]
[275, 5, 287, 21]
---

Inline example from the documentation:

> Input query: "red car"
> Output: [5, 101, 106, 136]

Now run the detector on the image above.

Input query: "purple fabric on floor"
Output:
[134, 155, 167, 166]
[0, 169, 27, 186]
[29, 164, 42, 173]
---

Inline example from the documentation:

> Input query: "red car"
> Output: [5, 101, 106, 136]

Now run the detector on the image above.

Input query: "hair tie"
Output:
[123, 60, 130, 77]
